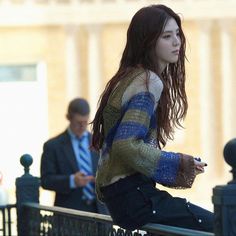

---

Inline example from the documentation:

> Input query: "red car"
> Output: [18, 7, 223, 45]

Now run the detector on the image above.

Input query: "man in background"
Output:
[40, 98, 107, 214]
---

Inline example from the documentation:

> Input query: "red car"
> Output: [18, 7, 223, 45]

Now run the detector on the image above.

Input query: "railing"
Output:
[0, 204, 16, 236]
[21, 202, 214, 236]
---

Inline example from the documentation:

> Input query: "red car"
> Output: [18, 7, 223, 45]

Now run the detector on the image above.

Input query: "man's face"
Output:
[68, 113, 89, 138]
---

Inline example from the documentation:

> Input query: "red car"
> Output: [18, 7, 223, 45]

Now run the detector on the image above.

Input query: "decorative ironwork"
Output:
[0, 204, 17, 236]
[21, 202, 214, 236]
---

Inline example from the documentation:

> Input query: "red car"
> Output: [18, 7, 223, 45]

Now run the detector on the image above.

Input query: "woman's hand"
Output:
[194, 158, 207, 175]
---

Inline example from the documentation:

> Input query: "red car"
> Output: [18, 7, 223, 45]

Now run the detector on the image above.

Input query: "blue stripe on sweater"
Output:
[149, 113, 157, 129]
[104, 91, 155, 151]
[125, 92, 155, 117]
[152, 151, 180, 185]
[113, 121, 148, 141]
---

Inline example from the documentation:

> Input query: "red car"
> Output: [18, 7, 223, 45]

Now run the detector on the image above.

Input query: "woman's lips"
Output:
[172, 50, 179, 55]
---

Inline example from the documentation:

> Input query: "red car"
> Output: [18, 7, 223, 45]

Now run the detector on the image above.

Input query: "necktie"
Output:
[78, 137, 95, 201]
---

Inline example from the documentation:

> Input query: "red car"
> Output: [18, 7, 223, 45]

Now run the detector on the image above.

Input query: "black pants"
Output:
[100, 173, 213, 232]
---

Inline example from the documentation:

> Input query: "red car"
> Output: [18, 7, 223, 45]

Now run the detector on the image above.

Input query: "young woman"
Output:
[91, 4, 213, 232]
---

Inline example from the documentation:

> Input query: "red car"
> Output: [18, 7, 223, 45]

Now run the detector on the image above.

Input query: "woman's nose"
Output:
[173, 36, 180, 46]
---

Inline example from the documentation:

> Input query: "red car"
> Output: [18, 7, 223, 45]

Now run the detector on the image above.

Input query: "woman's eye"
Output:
[162, 34, 171, 39]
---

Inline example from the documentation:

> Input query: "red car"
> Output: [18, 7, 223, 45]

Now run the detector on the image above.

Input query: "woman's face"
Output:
[155, 17, 181, 73]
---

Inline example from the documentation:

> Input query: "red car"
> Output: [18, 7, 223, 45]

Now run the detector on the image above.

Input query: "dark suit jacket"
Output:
[40, 130, 108, 214]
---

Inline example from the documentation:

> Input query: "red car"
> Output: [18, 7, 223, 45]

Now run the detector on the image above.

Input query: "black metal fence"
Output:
[0, 204, 16, 236]
[21, 202, 213, 236]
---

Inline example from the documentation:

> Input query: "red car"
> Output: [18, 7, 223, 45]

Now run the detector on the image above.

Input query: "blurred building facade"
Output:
[0, 0, 236, 210]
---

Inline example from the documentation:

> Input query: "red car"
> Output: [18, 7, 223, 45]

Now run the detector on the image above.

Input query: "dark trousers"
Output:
[100, 173, 213, 232]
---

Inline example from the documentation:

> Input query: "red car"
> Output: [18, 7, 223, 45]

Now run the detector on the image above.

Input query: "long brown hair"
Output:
[92, 4, 188, 150]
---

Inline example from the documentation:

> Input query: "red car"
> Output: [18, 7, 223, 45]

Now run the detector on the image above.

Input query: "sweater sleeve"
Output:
[153, 152, 196, 188]
[111, 72, 196, 188]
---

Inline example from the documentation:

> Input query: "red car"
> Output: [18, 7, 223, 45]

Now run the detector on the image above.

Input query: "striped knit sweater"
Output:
[96, 68, 196, 201]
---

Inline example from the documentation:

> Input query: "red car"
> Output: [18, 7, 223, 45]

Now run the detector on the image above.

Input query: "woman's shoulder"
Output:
[122, 69, 163, 104]
[107, 68, 147, 107]
[148, 70, 162, 84]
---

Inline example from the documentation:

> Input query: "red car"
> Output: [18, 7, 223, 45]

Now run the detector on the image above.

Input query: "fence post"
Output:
[212, 138, 236, 236]
[15, 154, 40, 236]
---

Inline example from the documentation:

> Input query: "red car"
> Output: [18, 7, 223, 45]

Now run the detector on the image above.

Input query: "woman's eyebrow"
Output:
[163, 28, 180, 33]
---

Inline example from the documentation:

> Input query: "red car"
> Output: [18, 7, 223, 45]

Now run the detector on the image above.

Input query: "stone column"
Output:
[199, 21, 216, 173]
[220, 21, 236, 143]
[87, 24, 102, 120]
[65, 25, 81, 102]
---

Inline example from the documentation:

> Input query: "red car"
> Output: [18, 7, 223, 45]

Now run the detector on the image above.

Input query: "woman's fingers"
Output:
[194, 159, 207, 175]
[194, 159, 207, 167]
